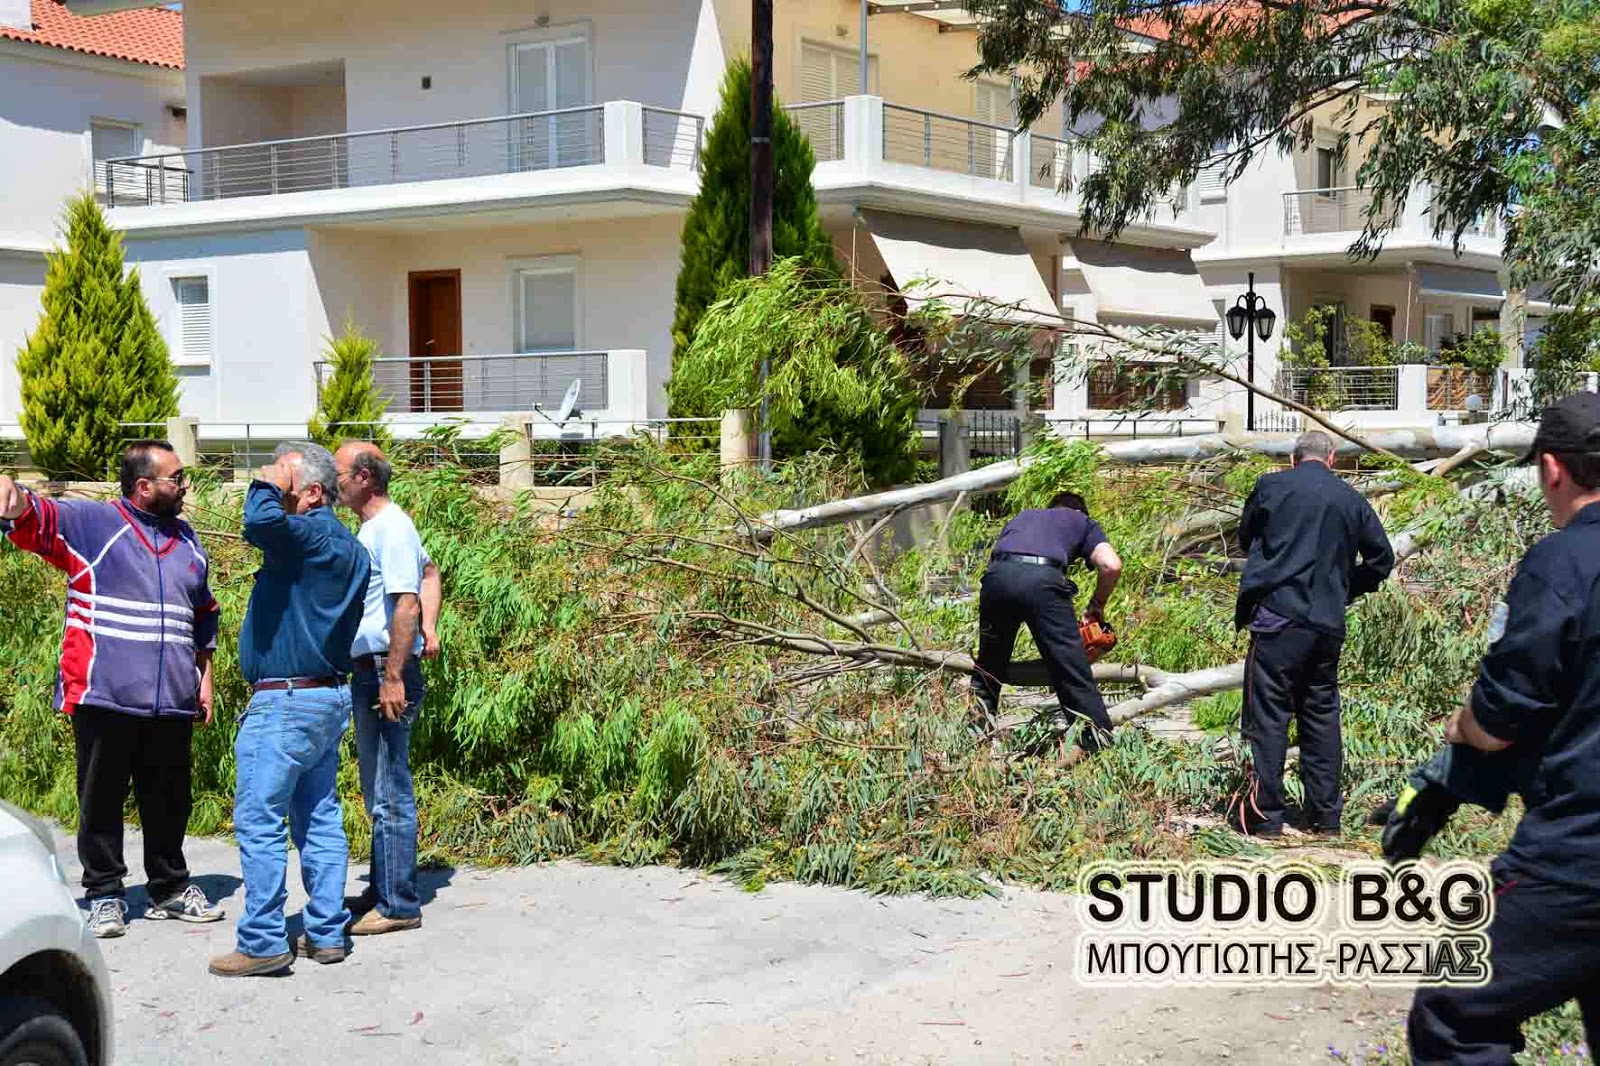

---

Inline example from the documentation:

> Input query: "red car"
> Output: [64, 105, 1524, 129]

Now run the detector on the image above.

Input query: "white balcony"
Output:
[786, 96, 1205, 240]
[313, 350, 651, 428]
[100, 102, 703, 232]
[1283, 186, 1500, 250]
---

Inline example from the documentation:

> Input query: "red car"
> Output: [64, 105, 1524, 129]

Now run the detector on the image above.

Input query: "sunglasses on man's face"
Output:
[148, 471, 188, 487]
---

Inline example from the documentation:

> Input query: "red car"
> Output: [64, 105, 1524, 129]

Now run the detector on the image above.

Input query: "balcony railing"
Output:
[101, 102, 703, 207]
[1276, 365, 1401, 411]
[789, 100, 846, 163]
[1285, 185, 1500, 240]
[314, 352, 610, 415]
[1283, 187, 1381, 236]
[882, 103, 1013, 181]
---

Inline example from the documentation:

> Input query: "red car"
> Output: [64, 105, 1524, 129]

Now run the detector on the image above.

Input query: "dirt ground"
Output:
[55, 826, 1416, 1065]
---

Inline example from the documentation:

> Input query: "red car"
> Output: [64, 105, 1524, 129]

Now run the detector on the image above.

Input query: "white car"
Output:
[0, 801, 112, 1066]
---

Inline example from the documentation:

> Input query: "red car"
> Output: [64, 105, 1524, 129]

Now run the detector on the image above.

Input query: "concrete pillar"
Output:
[1397, 364, 1431, 422]
[499, 415, 533, 489]
[165, 416, 199, 468]
[602, 101, 644, 167]
[720, 409, 754, 473]
[938, 418, 969, 478]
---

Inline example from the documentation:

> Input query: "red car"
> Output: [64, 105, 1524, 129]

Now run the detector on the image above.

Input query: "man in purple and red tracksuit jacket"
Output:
[1, 441, 226, 938]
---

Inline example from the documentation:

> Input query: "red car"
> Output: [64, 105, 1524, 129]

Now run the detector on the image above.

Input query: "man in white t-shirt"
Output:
[334, 441, 441, 937]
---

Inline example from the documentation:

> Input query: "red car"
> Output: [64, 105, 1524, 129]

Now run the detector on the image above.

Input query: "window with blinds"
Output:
[799, 40, 877, 101]
[172, 276, 211, 365]
[1197, 159, 1228, 201]
[974, 81, 1013, 127]
[514, 264, 578, 352]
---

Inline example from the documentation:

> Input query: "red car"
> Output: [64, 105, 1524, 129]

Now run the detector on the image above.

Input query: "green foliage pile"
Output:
[0, 435, 1548, 898]
[309, 319, 391, 450]
[669, 59, 838, 364]
[668, 258, 923, 487]
[17, 193, 178, 480]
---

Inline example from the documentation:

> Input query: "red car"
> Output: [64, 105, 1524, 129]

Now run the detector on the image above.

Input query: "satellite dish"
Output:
[556, 378, 583, 425]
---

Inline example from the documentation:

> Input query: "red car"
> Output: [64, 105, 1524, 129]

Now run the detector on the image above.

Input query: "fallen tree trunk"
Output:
[755, 423, 1535, 540]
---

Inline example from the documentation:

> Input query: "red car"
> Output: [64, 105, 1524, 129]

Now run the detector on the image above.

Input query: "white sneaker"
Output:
[87, 897, 128, 939]
[147, 884, 224, 924]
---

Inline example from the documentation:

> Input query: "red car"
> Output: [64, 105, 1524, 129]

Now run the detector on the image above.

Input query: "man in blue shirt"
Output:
[1409, 393, 1600, 1062]
[208, 443, 370, 978]
[972, 491, 1124, 752]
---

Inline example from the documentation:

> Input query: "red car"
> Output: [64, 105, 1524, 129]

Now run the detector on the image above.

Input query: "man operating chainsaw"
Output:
[971, 491, 1123, 753]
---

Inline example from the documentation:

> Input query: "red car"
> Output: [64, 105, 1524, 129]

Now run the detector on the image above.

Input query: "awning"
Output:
[1417, 264, 1504, 307]
[1065, 240, 1218, 331]
[860, 209, 1059, 326]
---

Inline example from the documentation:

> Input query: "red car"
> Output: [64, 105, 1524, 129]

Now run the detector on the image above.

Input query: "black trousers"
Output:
[972, 559, 1112, 747]
[1242, 624, 1344, 831]
[73, 704, 194, 902]
[1410, 867, 1600, 1063]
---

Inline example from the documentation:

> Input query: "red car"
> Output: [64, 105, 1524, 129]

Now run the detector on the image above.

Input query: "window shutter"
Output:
[173, 277, 211, 364]
[517, 268, 577, 352]
[1197, 159, 1227, 199]
[975, 81, 1012, 126]
[91, 122, 138, 163]
[800, 43, 834, 101]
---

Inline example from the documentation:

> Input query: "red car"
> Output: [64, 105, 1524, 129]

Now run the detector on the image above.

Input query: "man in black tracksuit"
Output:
[1408, 392, 1600, 1062]
[1234, 430, 1394, 836]
[972, 491, 1124, 752]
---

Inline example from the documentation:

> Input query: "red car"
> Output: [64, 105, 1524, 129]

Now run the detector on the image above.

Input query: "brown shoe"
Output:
[349, 910, 421, 936]
[208, 950, 292, 978]
[292, 934, 347, 965]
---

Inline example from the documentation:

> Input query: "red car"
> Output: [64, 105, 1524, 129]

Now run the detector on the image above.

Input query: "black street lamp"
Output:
[1226, 271, 1277, 432]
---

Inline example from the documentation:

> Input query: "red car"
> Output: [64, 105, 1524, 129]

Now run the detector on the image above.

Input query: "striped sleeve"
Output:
[4, 491, 78, 573]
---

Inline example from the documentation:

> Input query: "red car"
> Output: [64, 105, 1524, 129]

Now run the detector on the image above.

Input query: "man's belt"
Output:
[252, 676, 345, 693]
[352, 653, 388, 674]
[991, 551, 1067, 571]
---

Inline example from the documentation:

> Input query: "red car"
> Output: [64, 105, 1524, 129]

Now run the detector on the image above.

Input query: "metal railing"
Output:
[1030, 133, 1076, 190]
[101, 105, 613, 206]
[787, 100, 846, 163]
[1425, 367, 1496, 412]
[642, 107, 704, 170]
[314, 352, 611, 416]
[882, 103, 1013, 181]
[1046, 416, 1224, 440]
[1283, 187, 1381, 236]
[1276, 365, 1401, 411]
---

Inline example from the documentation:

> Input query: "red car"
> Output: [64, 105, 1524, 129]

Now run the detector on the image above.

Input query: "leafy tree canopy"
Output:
[967, 0, 1600, 307]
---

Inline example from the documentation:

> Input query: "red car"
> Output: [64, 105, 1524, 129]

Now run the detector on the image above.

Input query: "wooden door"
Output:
[408, 271, 462, 413]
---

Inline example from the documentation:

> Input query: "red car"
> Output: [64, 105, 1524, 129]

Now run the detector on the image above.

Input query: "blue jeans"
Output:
[352, 660, 424, 920]
[233, 684, 352, 957]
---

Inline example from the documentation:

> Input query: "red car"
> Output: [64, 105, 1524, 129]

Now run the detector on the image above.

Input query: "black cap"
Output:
[1522, 391, 1600, 463]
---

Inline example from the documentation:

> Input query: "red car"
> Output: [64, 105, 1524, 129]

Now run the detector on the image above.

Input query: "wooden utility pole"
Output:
[751, 0, 774, 468]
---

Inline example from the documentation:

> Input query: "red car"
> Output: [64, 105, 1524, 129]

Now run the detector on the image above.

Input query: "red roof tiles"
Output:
[0, 0, 182, 70]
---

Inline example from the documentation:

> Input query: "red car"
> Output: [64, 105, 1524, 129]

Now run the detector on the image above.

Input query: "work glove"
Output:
[1376, 743, 1520, 863]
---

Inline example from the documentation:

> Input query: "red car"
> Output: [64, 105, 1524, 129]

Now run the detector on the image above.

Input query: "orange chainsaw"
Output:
[1079, 617, 1118, 663]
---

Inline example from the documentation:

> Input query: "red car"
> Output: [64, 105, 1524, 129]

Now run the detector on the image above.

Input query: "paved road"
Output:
[59, 829, 1410, 1064]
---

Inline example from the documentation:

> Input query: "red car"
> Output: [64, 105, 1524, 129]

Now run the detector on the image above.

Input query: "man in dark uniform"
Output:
[971, 491, 1124, 751]
[1235, 430, 1394, 836]
[1409, 392, 1600, 1063]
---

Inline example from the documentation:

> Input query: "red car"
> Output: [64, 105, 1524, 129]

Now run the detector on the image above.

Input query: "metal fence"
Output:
[641, 107, 704, 170]
[1276, 366, 1401, 411]
[1047, 416, 1224, 440]
[101, 106, 611, 206]
[1283, 187, 1381, 236]
[787, 100, 846, 163]
[1030, 133, 1075, 191]
[882, 103, 1013, 181]
[314, 353, 610, 416]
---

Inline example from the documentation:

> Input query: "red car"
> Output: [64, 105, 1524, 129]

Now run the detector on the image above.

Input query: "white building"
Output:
[1, 0, 185, 425]
[52, 0, 1221, 440]
[32, 0, 1536, 444]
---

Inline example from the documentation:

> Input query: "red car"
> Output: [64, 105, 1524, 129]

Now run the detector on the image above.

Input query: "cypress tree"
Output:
[308, 318, 391, 450]
[670, 60, 839, 369]
[17, 193, 178, 481]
